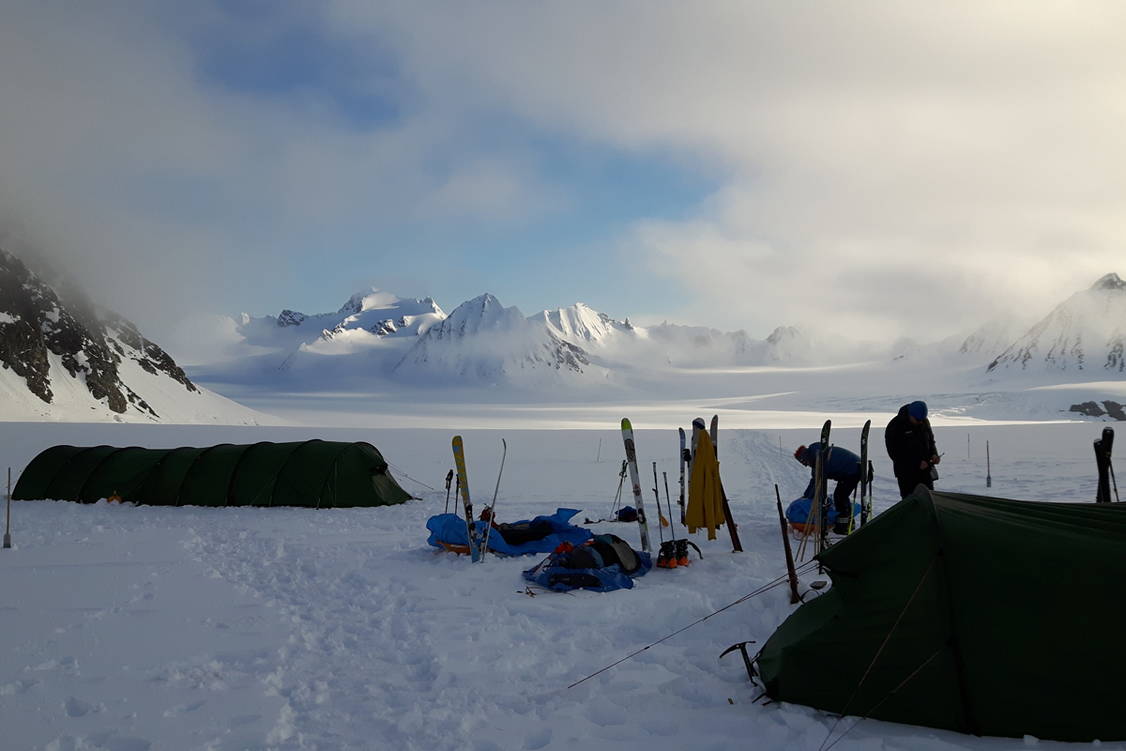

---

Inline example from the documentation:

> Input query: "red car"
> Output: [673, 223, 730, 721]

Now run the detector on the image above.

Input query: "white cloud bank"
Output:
[3, 2, 1125, 348]
[330, 2, 1126, 337]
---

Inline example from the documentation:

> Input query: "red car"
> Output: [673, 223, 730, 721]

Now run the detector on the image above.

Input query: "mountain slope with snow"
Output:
[531, 302, 636, 350]
[0, 248, 264, 424]
[988, 273, 1126, 374]
[394, 294, 600, 385]
[236, 289, 446, 357]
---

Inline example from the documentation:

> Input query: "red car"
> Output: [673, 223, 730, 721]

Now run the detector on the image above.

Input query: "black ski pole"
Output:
[665, 470, 690, 567]
[986, 441, 992, 489]
[444, 469, 454, 513]
[479, 439, 507, 560]
[866, 460, 874, 522]
[609, 459, 627, 520]
[662, 471, 677, 537]
[652, 462, 666, 544]
[775, 484, 800, 604]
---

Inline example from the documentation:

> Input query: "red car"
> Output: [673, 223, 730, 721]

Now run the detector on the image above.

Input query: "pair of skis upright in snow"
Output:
[450, 435, 507, 562]
[1095, 427, 1119, 503]
[856, 419, 873, 529]
[797, 419, 875, 564]
[621, 416, 742, 555]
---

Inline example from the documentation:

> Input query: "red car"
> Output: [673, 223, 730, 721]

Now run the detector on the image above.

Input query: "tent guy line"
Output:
[566, 559, 819, 690]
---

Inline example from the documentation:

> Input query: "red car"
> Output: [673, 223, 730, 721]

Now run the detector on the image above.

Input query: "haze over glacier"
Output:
[171, 271, 1126, 428]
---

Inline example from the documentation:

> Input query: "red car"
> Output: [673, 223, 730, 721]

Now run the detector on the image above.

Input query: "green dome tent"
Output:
[757, 487, 1126, 743]
[12, 440, 412, 508]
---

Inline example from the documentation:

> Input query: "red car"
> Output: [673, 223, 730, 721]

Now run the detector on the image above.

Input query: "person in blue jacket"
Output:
[795, 442, 862, 534]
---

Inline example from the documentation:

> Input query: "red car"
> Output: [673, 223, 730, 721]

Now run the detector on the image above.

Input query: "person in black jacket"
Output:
[885, 400, 940, 499]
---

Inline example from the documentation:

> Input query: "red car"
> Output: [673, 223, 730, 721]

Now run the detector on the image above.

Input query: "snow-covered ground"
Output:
[0, 419, 1114, 750]
[0, 353, 271, 426]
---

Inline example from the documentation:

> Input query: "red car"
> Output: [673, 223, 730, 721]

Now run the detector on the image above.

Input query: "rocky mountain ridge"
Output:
[0, 248, 257, 423]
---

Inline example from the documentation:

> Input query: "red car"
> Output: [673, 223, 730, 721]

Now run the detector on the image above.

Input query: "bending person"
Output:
[794, 443, 861, 534]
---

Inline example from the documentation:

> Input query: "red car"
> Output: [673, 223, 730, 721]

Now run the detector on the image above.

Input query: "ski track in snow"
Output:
[0, 421, 1117, 750]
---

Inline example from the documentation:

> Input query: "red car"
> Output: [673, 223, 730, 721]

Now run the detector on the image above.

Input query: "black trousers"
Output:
[896, 470, 933, 500]
[832, 476, 860, 517]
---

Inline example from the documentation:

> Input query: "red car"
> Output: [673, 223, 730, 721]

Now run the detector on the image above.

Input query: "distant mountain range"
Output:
[0, 248, 261, 423]
[212, 271, 1126, 390]
[3, 238, 1123, 423]
[222, 288, 834, 388]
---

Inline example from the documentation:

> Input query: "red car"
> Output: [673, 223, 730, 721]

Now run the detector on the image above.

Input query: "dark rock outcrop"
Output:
[1068, 400, 1126, 420]
[0, 247, 196, 416]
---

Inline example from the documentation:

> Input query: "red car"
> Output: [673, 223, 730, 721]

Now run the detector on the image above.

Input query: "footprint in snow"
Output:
[64, 696, 104, 717]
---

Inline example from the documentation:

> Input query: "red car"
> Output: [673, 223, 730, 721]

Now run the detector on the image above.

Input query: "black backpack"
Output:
[559, 533, 640, 574]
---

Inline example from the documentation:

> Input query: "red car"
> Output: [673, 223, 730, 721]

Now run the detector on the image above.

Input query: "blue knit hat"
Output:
[908, 400, 928, 420]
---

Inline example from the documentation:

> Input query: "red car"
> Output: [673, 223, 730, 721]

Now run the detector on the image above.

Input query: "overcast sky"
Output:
[3, 1, 1125, 356]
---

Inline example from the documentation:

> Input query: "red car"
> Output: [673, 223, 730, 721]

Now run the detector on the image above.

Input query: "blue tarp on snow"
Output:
[785, 497, 862, 526]
[426, 507, 592, 556]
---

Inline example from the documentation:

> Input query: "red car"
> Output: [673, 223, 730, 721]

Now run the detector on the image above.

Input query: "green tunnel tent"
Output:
[757, 487, 1126, 743]
[12, 440, 413, 508]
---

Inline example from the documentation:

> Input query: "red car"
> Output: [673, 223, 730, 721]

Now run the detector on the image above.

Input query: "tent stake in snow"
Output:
[479, 439, 507, 560]
[4, 467, 11, 549]
[986, 441, 992, 489]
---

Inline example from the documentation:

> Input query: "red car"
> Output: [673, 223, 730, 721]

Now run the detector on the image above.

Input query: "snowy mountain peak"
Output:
[1091, 272, 1125, 292]
[441, 293, 522, 333]
[762, 325, 814, 362]
[532, 302, 631, 348]
[277, 309, 306, 327]
[766, 325, 801, 345]
[234, 289, 448, 364]
[394, 293, 596, 384]
[337, 289, 442, 317]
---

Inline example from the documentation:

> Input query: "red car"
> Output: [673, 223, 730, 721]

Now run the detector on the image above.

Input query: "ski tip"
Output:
[692, 417, 706, 429]
[621, 417, 632, 430]
[863, 419, 871, 428]
[452, 435, 463, 446]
